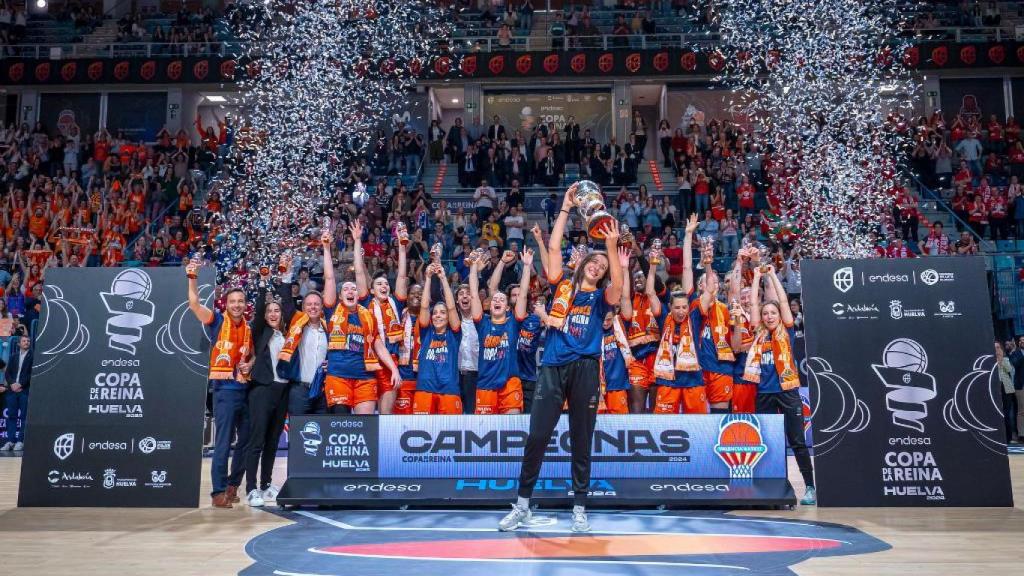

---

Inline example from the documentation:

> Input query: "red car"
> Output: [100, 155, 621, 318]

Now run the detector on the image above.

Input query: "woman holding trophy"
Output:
[499, 181, 624, 534]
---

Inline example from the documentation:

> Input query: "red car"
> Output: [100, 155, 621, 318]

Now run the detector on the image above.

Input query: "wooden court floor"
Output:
[0, 455, 1022, 575]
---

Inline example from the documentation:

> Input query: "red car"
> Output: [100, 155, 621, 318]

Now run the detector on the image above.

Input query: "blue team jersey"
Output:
[476, 315, 520, 391]
[654, 305, 705, 389]
[756, 326, 797, 394]
[398, 316, 417, 381]
[696, 298, 734, 376]
[359, 294, 405, 356]
[542, 283, 610, 366]
[601, 328, 630, 391]
[416, 325, 462, 395]
[517, 314, 543, 383]
[324, 306, 375, 380]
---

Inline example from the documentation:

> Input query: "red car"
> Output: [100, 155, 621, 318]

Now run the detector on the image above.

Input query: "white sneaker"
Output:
[497, 503, 531, 531]
[800, 486, 817, 506]
[0, 442, 12, 451]
[12, 442, 23, 451]
[262, 485, 280, 501]
[247, 489, 265, 507]
[571, 506, 590, 533]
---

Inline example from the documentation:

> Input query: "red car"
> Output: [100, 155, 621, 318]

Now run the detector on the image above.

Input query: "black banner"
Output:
[3, 42, 1024, 85]
[801, 257, 1013, 507]
[18, 267, 213, 507]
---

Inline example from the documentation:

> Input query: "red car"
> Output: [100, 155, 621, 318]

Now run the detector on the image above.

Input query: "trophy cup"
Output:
[185, 253, 204, 280]
[464, 248, 481, 267]
[620, 225, 635, 248]
[699, 236, 715, 268]
[396, 221, 410, 246]
[430, 242, 443, 263]
[278, 250, 293, 275]
[568, 180, 615, 240]
[648, 238, 663, 265]
[567, 244, 588, 270]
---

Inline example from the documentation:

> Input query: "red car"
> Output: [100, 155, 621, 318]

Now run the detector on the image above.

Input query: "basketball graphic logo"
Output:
[714, 414, 767, 478]
[100, 269, 156, 355]
[832, 266, 854, 293]
[871, 338, 936, 432]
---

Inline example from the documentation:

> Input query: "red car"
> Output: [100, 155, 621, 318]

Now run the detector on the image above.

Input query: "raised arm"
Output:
[546, 187, 576, 282]
[438, 264, 460, 331]
[186, 260, 213, 324]
[488, 250, 514, 295]
[603, 222, 623, 305]
[469, 258, 484, 321]
[749, 267, 763, 331]
[350, 220, 368, 299]
[321, 223, 337, 308]
[515, 248, 534, 320]
[617, 245, 633, 320]
[681, 213, 698, 295]
[767, 266, 794, 326]
[529, 223, 549, 278]
[395, 235, 409, 300]
[418, 271, 433, 328]
[645, 253, 661, 317]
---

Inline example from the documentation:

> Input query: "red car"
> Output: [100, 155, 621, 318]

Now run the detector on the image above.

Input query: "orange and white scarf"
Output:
[370, 296, 404, 344]
[209, 315, 252, 382]
[707, 300, 736, 362]
[652, 314, 699, 380]
[547, 278, 576, 331]
[397, 309, 420, 371]
[278, 311, 327, 364]
[611, 316, 635, 364]
[742, 325, 800, 390]
[327, 305, 381, 371]
[626, 293, 660, 347]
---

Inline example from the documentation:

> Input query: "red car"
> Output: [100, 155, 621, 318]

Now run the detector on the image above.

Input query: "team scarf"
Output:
[626, 293, 660, 348]
[742, 324, 800, 390]
[547, 278, 576, 331]
[707, 300, 736, 362]
[397, 308, 420, 371]
[327, 304, 381, 371]
[652, 313, 700, 380]
[209, 315, 252, 382]
[611, 316, 635, 363]
[278, 311, 328, 364]
[370, 296, 404, 344]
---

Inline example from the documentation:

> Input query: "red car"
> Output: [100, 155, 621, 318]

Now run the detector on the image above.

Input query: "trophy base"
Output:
[586, 213, 617, 240]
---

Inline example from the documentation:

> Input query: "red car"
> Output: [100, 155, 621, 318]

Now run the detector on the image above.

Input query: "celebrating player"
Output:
[499, 184, 624, 534]
[745, 264, 817, 505]
[470, 248, 534, 414]
[321, 223, 401, 415]
[414, 262, 463, 414]
[625, 244, 664, 413]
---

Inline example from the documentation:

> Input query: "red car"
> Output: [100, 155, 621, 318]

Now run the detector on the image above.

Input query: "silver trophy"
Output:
[568, 180, 615, 240]
[649, 238, 663, 265]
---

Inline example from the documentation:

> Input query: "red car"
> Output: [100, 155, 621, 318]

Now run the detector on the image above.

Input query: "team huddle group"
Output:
[184, 184, 815, 509]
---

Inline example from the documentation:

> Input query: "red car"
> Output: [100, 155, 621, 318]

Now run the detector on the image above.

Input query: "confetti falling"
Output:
[712, 0, 920, 258]
[214, 0, 450, 284]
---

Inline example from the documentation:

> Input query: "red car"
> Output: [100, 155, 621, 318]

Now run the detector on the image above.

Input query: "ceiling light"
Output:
[207, 95, 227, 103]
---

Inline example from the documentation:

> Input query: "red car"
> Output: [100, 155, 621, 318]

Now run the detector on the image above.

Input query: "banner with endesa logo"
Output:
[801, 257, 1013, 507]
[18, 267, 213, 507]
[288, 414, 787, 480]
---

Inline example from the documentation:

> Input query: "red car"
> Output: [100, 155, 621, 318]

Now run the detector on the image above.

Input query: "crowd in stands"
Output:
[0, 1, 28, 47]
[116, 5, 222, 54]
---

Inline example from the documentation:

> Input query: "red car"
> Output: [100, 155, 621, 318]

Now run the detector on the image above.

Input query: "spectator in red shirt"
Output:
[737, 174, 756, 219]
[885, 237, 916, 259]
[967, 194, 989, 238]
[989, 190, 1008, 240]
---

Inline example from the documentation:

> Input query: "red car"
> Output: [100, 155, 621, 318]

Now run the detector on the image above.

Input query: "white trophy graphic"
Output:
[100, 269, 156, 355]
[943, 355, 1006, 455]
[871, 338, 937, 433]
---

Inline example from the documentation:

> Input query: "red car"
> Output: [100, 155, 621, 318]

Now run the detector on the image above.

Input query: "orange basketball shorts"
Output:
[393, 380, 417, 415]
[732, 381, 758, 413]
[412, 391, 463, 415]
[476, 377, 524, 414]
[603, 389, 629, 414]
[703, 370, 733, 403]
[653, 386, 709, 414]
[324, 375, 377, 408]
[628, 353, 656, 389]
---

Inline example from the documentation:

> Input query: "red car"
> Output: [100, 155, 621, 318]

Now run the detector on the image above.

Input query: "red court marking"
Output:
[647, 160, 664, 191]
[320, 534, 842, 559]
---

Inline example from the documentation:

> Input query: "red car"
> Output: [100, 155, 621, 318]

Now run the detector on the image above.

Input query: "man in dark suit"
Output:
[564, 116, 581, 163]
[459, 143, 481, 188]
[487, 115, 506, 141]
[537, 149, 562, 188]
[1, 335, 32, 451]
